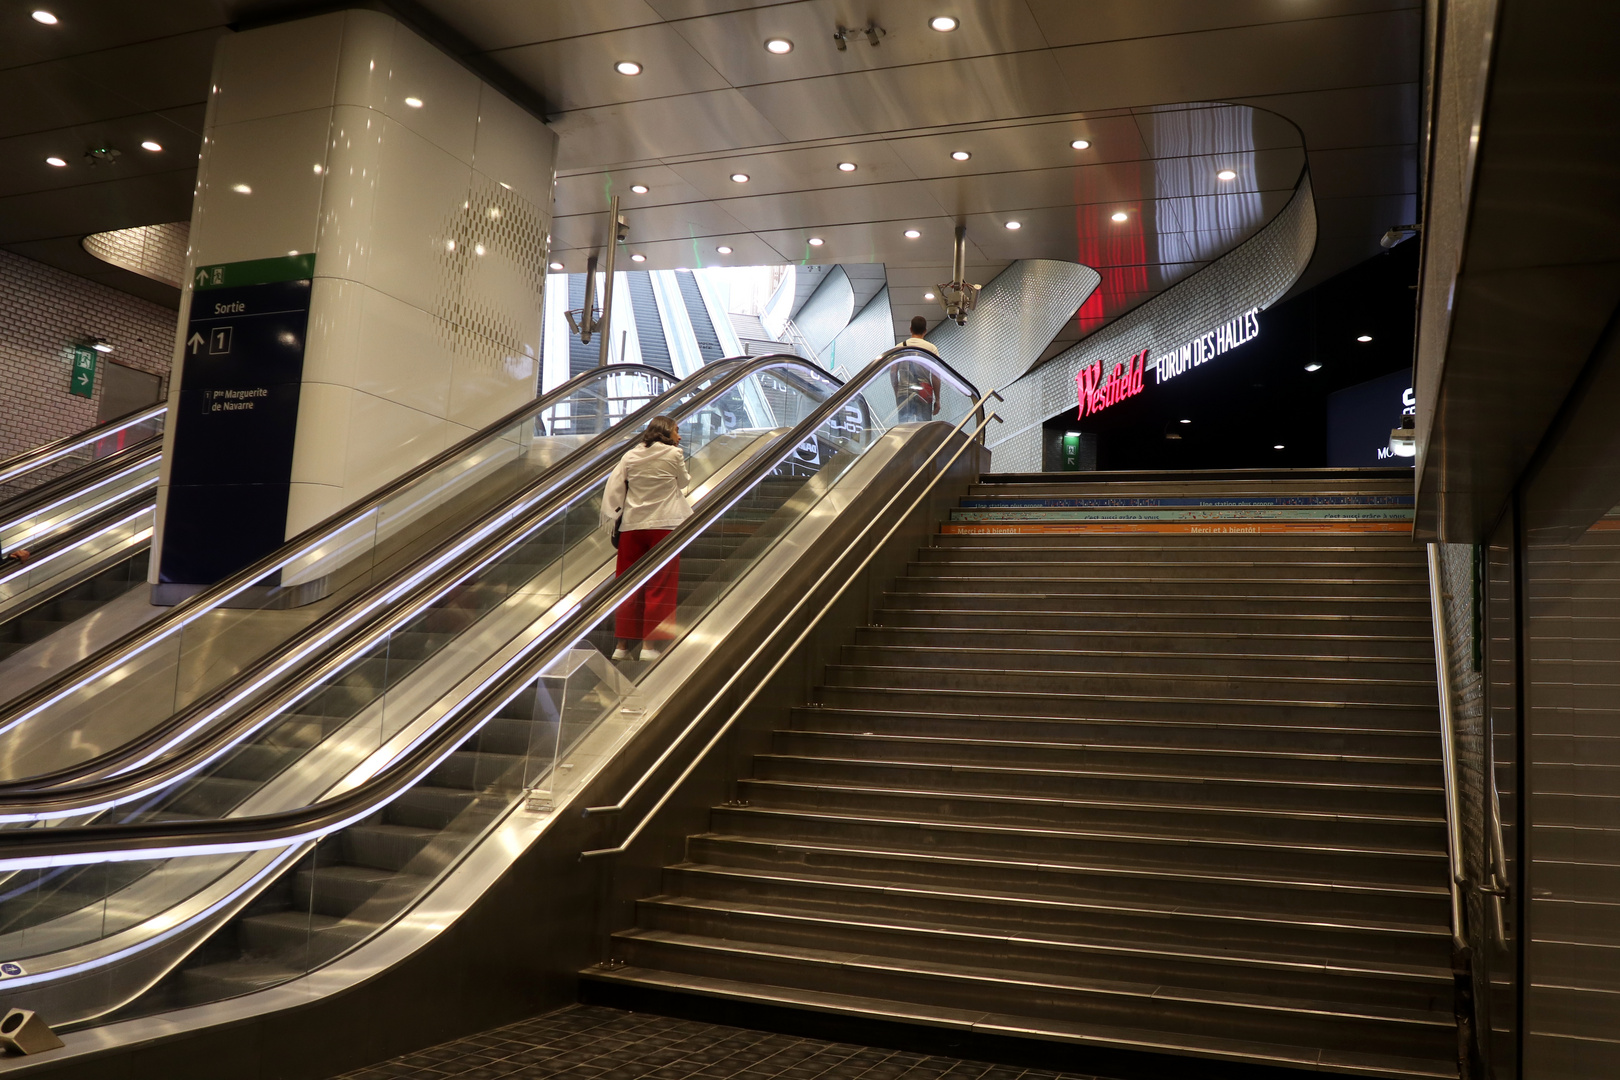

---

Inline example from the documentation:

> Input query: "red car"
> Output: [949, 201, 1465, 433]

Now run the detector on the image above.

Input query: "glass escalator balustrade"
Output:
[0, 352, 977, 1029]
[0, 405, 165, 511]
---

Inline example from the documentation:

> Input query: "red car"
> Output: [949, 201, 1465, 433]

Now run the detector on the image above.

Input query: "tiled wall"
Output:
[0, 248, 177, 458]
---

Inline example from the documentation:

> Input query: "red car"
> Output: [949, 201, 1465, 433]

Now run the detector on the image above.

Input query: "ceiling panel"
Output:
[1232, 83, 1422, 152]
[662, 139, 918, 200]
[0, 115, 202, 200]
[552, 199, 754, 247]
[644, 0, 800, 19]
[737, 51, 1078, 142]
[1024, 0, 1418, 47]
[711, 180, 951, 232]
[884, 114, 1149, 178]
[668, 0, 1050, 87]
[0, 169, 197, 245]
[496, 23, 731, 112]
[0, 0, 227, 71]
[883, 263, 1005, 288]
[753, 217, 991, 265]
[4, 235, 181, 308]
[550, 89, 787, 169]
[1129, 104, 1306, 157]
[553, 166, 712, 215]
[551, 232, 790, 270]
[414, 0, 662, 50]
[1294, 144, 1417, 200]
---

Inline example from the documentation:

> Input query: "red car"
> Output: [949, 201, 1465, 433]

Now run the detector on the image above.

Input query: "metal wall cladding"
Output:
[82, 222, 190, 289]
[824, 287, 894, 374]
[930, 258, 1101, 403]
[987, 172, 1318, 472]
[794, 265, 855, 360]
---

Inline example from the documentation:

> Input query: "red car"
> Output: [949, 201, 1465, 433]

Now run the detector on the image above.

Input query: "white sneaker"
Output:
[612, 645, 633, 661]
[640, 642, 665, 660]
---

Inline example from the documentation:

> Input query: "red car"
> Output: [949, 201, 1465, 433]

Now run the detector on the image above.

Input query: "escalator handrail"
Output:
[0, 351, 976, 867]
[0, 436, 162, 535]
[0, 489, 155, 599]
[0, 363, 682, 736]
[0, 355, 842, 810]
[0, 404, 166, 489]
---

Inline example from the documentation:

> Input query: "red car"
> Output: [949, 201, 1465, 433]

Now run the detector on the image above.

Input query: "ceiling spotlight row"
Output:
[44, 141, 164, 168]
[615, 13, 961, 75]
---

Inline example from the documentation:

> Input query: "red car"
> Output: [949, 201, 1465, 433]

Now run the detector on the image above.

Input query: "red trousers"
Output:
[614, 528, 679, 641]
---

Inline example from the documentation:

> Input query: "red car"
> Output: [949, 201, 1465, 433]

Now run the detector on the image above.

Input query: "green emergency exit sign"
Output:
[69, 345, 97, 398]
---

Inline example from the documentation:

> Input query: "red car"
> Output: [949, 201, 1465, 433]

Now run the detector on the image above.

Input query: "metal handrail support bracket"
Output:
[1427, 542, 1469, 958]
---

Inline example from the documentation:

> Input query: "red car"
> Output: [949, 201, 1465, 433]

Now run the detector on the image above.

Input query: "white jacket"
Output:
[601, 441, 694, 532]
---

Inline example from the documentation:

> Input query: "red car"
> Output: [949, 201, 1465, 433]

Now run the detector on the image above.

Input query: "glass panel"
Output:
[0, 368, 677, 784]
[0, 408, 165, 509]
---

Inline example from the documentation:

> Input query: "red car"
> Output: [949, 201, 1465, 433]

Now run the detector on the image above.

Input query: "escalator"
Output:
[0, 351, 985, 1060]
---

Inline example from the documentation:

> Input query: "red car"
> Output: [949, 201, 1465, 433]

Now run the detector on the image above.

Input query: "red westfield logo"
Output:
[1075, 349, 1146, 419]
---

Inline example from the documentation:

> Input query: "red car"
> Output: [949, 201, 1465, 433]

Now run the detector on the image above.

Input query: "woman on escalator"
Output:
[602, 415, 693, 662]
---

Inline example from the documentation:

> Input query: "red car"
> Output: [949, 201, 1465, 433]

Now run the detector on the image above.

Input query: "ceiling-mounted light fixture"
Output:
[930, 16, 959, 31]
[1216, 169, 1236, 181]
[615, 61, 642, 75]
[549, 262, 564, 271]
[904, 229, 921, 239]
[1304, 362, 1322, 372]
[730, 172, 750, 183]
[717, 246, 733, 255]
[403, 97, 424, 108]
[1004, 220, 1021, 230]
[1273, 444, 1285, 450]
[231, 183, 252, 194]
[44, 156, 66, 167]
[140, 140, 162, 152]
[31, 10, 57, 24]
[807, 237, 824, 246]
[924, 292, 936, 300]
[89, 338, 113, 353]
[837, 162, 857, 172]
[630, 184, 649, 194]
[1179, 418, 1191, 424]
[1357, 334, 1373, 343]
[950, 150, 971, 161]
[1110, 210, 1128, 222]
[1071, 139, 1091, 150]
[765, 38, 793, 53]
[629, 253, 646, 263]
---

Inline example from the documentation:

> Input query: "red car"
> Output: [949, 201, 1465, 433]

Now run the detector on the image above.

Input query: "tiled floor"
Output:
[334, 1005, 1100, 1080]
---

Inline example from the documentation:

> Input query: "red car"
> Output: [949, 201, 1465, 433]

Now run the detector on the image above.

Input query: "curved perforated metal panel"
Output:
[928, 259, 1101, 400]
[987, 173, 1319, 471]
[825, 286, 895, 372]
[795, 266, 855, 360]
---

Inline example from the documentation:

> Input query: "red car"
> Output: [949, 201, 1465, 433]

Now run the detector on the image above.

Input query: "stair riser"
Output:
[290, 870, 417, 919]
[881, 592, 1428, 617]
[791, 709, 1441, 758]
[839, 646, 1436, 685]
[234, 916, 367, 959]
[874, 609, 1429, 636]
[815, 687, 1437, 731]
[893, 575, 1430, 599]
[685, 838, 1450, 925]
[708, 811, 1449, 889]
[854, 627, 1435, 660]
[752, 757, 1445, 817]
[660, 867, 1455, 970]
[916, 547, 1425, 567]
[734, 782, 1447, 850]
[342, 827, 434, 873]
[634, 902, 1453, 1012]
[768, 735, 1443, 787]
[609, 936, 1455, 1059]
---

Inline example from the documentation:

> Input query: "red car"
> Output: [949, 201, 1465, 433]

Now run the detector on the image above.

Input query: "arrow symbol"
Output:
[187, 332, 205, 355]
[195, 268, 209, 288]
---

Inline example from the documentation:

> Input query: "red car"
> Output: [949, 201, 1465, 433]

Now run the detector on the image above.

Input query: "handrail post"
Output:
[1427, 543, 1469, 956]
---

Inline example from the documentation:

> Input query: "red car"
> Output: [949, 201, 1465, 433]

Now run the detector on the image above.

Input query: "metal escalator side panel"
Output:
[0, 405, 166, 510]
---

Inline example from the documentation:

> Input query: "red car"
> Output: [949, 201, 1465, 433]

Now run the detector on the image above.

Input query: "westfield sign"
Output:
[1075, 307, 1261, 420]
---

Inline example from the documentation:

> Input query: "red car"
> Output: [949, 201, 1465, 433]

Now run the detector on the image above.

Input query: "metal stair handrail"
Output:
[0, 404, 166, 489]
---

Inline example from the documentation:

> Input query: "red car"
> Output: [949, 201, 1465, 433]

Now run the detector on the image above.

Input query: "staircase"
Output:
[585, 473, 1461, 1079]
[0, 549, 149, 662]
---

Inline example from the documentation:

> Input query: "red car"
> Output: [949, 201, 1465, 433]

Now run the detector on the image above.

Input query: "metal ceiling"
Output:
[0, 0, 1418, 355]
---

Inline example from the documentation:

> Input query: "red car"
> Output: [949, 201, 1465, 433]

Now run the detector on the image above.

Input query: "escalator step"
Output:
[342, 823, 438, 872]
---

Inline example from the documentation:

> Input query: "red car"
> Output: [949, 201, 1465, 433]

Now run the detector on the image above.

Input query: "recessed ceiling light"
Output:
[717, 245, 733, 255]
[549, 262, 564, 270]
[1070, 139, 1091, 150]
[904, 229, 921, 239]
[950, 150, 971, 161]
[630, 184, 649, 194]
[31, 10, 57, 24]
[403, 97, 424, 108]
[1304, 362, 1323, 372]
[1004, 220, 1021, 230]
[90, 340, 113, 353]
[930, 16, 959, 32]
[140, 140, 163, 152]
[232, 183, 251, 193]
[615, 61, 642, 76]
[1216, 169, 1236, 181]
[1273, 444, 1285, 450]
[630, 253, 646, 262]
[837, 162, 857, 172]
[1179, 419, 1191, 424]
[1110, 210, 1128, 222]
[1357, 334, 1373, 342]
[765, 38, 793, 54]
[44, 156, 66, 167]
[730, 172, 750, 183]
[924, 292, 936, 300]
[807, 237, 824, 246]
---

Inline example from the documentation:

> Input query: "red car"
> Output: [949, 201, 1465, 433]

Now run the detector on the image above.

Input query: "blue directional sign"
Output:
[160, 254, 315, 589]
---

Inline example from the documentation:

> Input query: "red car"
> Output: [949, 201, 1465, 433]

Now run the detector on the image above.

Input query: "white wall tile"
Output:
[332, 8, 394, 112]
[382, 21, 480, 165]
[210, 13, 344, 127]
[354, 285, 453, 415]
[474, 86, 557, 208]
[366, 118, 472, 315]
[289, 382, 353, 487]
[344, 391, 445, 498]
[315, 105, 384, 284]
[285, 481, 347, 540]
[192, 109, 331, 266]
[447, 335, 536, 431]
[302, 277, 363, 388]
